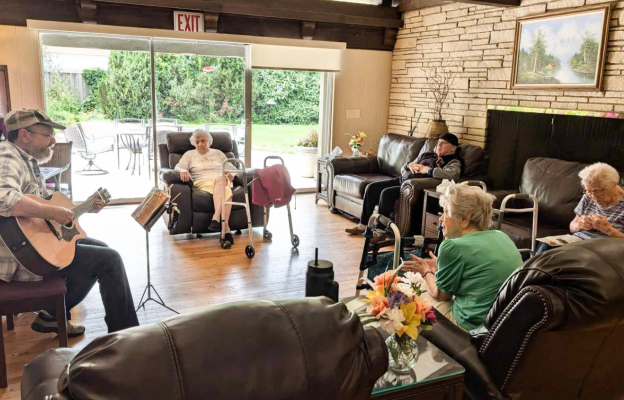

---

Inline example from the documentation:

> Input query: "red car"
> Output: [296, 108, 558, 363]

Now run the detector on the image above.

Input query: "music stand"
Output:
[132, 188, 178, 314]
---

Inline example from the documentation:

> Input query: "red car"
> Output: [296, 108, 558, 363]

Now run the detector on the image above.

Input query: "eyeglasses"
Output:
[584, 188, 606, 196]
[26, 129, 56, 142]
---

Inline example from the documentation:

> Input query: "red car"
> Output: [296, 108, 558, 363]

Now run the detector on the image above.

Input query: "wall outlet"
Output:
[347, 109, 360, 119]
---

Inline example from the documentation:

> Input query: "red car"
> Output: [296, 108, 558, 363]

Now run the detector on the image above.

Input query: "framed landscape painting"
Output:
[511, 5, 611, 91]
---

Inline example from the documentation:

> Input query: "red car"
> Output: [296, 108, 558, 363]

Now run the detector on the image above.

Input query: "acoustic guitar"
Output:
[0, 188, 111, 277]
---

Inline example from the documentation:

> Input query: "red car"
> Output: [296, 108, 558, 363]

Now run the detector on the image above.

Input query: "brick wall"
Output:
[387, 0, 624, 146]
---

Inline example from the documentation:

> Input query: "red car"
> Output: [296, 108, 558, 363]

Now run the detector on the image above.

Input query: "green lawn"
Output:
[184, 123, 317, 154]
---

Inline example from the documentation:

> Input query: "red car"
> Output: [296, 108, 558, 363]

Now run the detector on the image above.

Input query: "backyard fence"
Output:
[44, 72, 89, 103]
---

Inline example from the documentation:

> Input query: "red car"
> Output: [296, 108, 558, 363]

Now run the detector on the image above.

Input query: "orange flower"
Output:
[411, 295, 432, 322]
[366, 293, 390, 317]
[374, 270, 401, 291]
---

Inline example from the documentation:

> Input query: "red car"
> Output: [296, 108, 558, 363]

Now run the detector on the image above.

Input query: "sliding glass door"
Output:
[39, 32, 251, 203]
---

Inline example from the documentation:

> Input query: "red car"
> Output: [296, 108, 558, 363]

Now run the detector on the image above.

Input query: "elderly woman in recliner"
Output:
[403, 183, 522, 331]
[175, 129, 237, 244]
[537, 162, 624, 254]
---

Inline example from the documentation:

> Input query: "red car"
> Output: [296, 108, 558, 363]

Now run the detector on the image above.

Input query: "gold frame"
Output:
[510, 4, 612, 91]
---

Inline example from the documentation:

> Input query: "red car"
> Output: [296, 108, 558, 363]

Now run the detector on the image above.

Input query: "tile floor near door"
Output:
[0, 194, 367, 399]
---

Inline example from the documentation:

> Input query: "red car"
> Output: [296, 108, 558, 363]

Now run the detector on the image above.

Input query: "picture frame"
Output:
[510, 4, 612, 91]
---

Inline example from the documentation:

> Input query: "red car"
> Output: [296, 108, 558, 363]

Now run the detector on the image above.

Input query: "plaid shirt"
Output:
[0, 142, 49, 282]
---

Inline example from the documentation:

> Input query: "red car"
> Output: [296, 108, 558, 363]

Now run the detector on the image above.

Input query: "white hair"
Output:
[440, 183, 496, 231]
[189, 129, 213, 146]
[579, 162, 620, 189]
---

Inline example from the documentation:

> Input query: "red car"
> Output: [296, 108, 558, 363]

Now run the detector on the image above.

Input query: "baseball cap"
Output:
[4, 109, 66, 132]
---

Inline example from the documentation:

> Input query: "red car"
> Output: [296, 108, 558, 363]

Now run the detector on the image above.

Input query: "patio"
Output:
[65, 121, 316, 202]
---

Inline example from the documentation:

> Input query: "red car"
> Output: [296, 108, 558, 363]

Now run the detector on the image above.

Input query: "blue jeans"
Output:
[536, 242, 554, 254]
[48, 238, 139, 333]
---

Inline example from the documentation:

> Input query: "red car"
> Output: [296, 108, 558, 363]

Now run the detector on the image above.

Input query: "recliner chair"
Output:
[158, 131, 265, 235]
[422, 238, 624, 400]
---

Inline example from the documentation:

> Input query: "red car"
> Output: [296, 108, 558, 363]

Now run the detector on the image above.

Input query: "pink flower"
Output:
[425, 309, 437, 324]
[412, 295, 432, 322]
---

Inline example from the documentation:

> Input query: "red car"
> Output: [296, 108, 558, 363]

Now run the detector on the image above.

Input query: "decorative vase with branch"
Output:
[426, 67, 458, 138]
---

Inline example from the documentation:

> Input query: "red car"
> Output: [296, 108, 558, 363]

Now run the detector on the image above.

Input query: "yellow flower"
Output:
[359, 131, 367, 138]
[398, 302, 422, 340]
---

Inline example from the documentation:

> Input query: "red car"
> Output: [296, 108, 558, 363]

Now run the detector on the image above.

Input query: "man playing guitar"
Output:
[0, 109, 139, 336]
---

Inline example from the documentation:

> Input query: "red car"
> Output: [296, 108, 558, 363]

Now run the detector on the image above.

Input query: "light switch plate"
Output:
[347, 109, 360, 119]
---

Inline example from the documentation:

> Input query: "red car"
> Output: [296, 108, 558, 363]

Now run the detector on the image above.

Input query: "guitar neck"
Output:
[71, 197, 98, 220]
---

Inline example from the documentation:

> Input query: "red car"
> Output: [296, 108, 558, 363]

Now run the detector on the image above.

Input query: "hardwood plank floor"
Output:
[0, 194, 368, 399]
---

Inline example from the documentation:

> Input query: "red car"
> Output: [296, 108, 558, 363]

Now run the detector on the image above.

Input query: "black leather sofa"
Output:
[422, 238, 624, 400]
[20, 297, 388, 400]
[328, 133, 487, 236]
[158, 131, 265, 235]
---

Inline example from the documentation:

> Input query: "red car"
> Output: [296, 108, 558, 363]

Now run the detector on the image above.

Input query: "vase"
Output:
[385, 334, 419, 374]
[351, 147, 361, 157]
[426, 120, 449, 138]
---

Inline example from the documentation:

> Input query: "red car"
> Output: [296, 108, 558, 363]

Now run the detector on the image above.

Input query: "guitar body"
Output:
[0, 192, 88, 277]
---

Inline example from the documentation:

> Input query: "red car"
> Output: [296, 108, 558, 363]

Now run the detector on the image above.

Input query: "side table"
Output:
[316, 157, 330, 206]
[422, 189, 443, 240]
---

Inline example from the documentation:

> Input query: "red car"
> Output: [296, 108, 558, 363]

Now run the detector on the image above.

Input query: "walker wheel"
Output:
[292, 235, 300, 249]
[263, 230, 273, 240]
[221, 240, 232, 249]
[236, 230, 242, 235]
[245, 245, 255, 259]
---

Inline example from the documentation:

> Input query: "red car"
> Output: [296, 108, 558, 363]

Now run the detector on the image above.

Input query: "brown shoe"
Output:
[370, 230, 389, 244]
[345, 225, 365, 235]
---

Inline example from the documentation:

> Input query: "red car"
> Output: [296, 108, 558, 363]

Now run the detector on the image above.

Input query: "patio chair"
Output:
[62, 122, 114, 175]
[118, 133, 148, 175]
[148, 118, 178, 126]
[115, 118, 145, 169]
[41, 142, 73, 199]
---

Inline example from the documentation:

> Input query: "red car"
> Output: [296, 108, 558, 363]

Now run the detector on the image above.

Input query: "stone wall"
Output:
[388, 0, 624, 146]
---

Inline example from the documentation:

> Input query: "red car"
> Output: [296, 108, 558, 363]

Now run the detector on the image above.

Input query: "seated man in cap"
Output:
[0, 109, 139, 336]
[346, 133, 461, 241]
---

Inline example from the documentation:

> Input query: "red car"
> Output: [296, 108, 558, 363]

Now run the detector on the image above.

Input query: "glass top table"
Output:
[344, 297, 465, 398]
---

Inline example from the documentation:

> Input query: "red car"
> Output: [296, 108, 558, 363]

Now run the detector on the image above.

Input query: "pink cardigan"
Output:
[252, 164, 295, 208]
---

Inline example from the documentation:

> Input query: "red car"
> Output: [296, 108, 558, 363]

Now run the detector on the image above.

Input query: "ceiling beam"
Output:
[94, 0, 403, 28]
[398, 0, 519, 10]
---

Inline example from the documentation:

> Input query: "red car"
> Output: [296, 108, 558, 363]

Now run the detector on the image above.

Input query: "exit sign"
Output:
[174, 11, 204, 32]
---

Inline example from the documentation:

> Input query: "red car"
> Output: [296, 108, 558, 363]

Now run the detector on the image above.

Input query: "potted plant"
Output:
[426, 67, 457, 138]
[294, 129, 318, 178]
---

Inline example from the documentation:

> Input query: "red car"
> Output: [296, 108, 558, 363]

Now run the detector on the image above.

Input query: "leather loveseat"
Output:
[158, 131, 265, 235]
[488, 157, 624, 249]
[328, 133, 486, 236]
[422, 238, 624, 400]
[20, 297, 388, 400]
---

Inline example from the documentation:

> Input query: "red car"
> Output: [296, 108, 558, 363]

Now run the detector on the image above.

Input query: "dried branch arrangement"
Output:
[426, 67, 459, 121]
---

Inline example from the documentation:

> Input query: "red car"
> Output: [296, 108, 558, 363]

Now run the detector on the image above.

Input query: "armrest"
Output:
[422, 311, 507, 400]
[159, 168, 190, 186]
[329, 156, 379, 176]
[327, 156, 378, 208]
[396, 177, 440, 237]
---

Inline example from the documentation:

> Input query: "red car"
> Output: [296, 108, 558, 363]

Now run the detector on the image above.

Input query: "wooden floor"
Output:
[0, 194, 367, 399]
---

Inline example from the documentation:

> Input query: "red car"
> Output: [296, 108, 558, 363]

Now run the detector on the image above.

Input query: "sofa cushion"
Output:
[458, 144, 486, 177]
[334, 174, 395, 199]
[377, 134, 425, 177]
[166, 130, 233, 155]
[519, 157, 587, 227]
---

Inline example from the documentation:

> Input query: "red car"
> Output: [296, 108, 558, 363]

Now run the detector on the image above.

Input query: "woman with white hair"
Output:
[403, 183, 522, 330]
[537, 162, 624, 254]
[175, 129, 237, 244]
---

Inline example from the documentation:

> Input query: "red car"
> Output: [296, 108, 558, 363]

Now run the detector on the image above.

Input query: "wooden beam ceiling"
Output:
[95, 0, 403, 28]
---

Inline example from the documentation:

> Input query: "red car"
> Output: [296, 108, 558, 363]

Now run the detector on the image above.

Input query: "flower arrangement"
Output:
[359, 265, 437, 373]
[360, 269, 436, 339]
[295, 129, 318, 148]
[344, 131, 366, 149]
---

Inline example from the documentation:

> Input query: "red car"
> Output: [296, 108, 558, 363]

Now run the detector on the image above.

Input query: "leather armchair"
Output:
[328, 134, 486, 236]
[158, 131, 264, 235]
[422, 238, 624, 400]
[21, 297, 389, 400]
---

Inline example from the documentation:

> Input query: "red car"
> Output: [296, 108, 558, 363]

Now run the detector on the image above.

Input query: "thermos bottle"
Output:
[305, 248, 339, 302]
